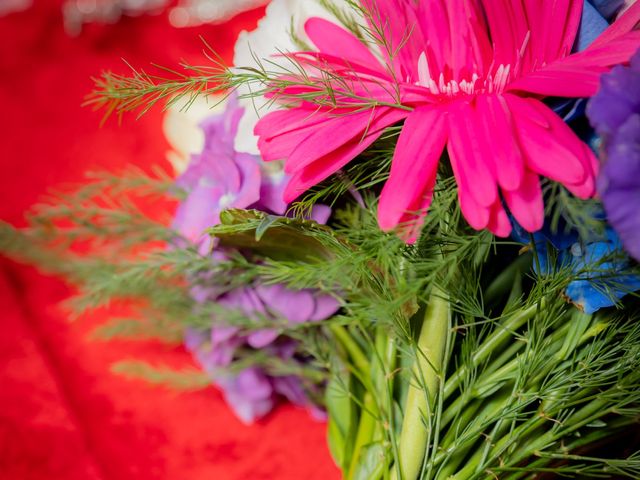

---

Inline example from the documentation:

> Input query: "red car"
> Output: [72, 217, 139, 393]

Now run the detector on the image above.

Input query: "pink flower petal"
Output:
[564, 143, 599, 199]
[458, 186, 491, 231]
[541, 0, 582, 61]
[447, 100, 498, 207]
[304, 17, 382, 70]
[507, 66, 607, 97]
[360, 0, 427, 79]
[254, 105, 326, 138]
[508, 3, 640, 99]
[283, 109, 409, 202]
[487, 200, 512, 237]
[378, 105, 447, 239]
[283, 135, 379, 203]
[567, 32, 640, 68]
[475, 94, 524, 191]
[286, 109, 393, 174]
[589, 0, 640, 49]
[480, 0, 529, 66]
[446, 0, 491, 78]
[256, 108, 330, 161]
[447, 141, 491, 231]
[284, 51, 391, 82]
[502, 169, 544, 233]
[506, 95, 594, 190]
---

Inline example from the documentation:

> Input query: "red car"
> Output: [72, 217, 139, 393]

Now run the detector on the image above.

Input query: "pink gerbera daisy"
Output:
[255, 0, 640, 241]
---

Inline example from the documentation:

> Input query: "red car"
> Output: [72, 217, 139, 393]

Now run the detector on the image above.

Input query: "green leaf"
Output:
[586, 420, 607, 428]
[326, 372, 355, 441]
[210, 209, 344, 262]
[352, 442, 387, 480]
[327, 417, 346, 468]
[255, 214, 281, 241]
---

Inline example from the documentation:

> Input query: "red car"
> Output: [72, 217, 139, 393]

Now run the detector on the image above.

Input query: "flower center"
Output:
[415, 52, 513, 96]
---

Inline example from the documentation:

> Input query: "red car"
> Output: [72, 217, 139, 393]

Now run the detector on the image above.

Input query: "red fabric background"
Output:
[0, 3, 339, 479]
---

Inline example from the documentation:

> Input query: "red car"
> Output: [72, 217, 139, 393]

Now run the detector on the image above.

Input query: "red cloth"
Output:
[0, 3, 339, 479]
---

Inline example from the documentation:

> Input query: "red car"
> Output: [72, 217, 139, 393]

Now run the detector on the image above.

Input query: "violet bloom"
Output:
[172, 94, 290, 251]
[174, 94, 338, 423]
[587, 49, 640, 261]
[185, 284, 338, 423]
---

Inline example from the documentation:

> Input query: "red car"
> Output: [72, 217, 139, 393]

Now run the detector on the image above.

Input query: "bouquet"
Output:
[3, 0, 640, 478]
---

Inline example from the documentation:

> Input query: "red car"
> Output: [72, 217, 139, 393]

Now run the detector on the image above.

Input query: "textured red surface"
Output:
[0, 3, 339, 479]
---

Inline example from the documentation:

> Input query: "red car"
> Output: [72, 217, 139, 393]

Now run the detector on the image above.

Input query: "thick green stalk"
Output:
[374, 327, 397, 419]
[326, 369, 355, 470]
[391, 286, 451, 480]
[380, 330, 400, 475]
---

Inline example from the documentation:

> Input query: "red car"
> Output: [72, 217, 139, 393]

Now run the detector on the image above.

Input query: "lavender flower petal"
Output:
[588, 48, 640, 261]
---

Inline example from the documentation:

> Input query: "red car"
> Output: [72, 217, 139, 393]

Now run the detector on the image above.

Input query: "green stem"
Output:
[501, 418, 637, 480]
[446, 314, 595, 479]
[508, 397, 611, 467]
[439, 399, 484, 450]
[391, 286, 451, 480]
[347, 392, 378, 480]
[467, 317, 573, 398]
[381, 331, 400, 475]
[443, 303, 540, 400]
[374, 328, 396, 416]
[440, 309, 569, 435]
[451, 387, 612, 480]
[330, 324, 370, 375]
[434, 389, 511, 480]
[346, 327, 398, 479]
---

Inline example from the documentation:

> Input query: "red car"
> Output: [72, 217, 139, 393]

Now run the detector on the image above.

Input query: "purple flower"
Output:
[587, 49, 640, 261]
[172, 94, 289, 251]
[185, 283, 338, 423]
[175, 94, 339, 423]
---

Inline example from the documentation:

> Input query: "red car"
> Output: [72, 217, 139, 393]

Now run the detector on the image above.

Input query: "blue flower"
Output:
[588, 0, 626, 20]
[576, 1, 616, 51]
[512, 220, 640, 314]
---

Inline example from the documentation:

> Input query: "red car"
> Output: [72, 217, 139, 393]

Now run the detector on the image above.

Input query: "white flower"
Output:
[232, 0, 347, 155]
[168, 0, 269, 28]
[0, 0, 31, 16]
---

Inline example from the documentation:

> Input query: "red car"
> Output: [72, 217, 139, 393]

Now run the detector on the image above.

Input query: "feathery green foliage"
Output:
[2, 160, 639, 479]
[4, 1, 639, 476]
